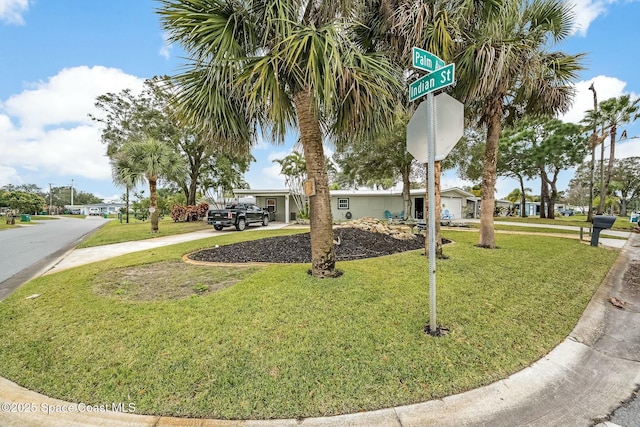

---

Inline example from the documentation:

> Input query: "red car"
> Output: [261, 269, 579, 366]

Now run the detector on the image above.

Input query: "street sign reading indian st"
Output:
[408, 63, 455, 102]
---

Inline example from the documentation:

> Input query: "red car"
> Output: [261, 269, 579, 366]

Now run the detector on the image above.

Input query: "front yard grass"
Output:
[0, 230, 619, 420]
[77, 217, 211, 248]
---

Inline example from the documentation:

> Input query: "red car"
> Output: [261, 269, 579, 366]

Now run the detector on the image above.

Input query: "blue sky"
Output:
[0, 0, 639, 202]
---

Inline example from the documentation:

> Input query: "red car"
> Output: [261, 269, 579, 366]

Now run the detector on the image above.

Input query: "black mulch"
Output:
[188, 228, 427, 264]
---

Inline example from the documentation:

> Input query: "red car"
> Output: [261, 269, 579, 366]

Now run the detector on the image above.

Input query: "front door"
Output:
[414, 198, 424, 220]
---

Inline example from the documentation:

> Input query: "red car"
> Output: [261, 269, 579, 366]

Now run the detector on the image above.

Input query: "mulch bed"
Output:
[188, 228, 427, 264]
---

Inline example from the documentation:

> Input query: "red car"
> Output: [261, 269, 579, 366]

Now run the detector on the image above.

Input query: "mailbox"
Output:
[591, 215, 616, 247]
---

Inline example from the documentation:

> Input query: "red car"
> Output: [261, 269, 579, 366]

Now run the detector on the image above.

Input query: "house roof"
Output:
[234, 187, 477, 200]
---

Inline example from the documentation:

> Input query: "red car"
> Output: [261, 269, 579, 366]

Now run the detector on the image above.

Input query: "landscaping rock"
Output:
[336, 217, 416, 241]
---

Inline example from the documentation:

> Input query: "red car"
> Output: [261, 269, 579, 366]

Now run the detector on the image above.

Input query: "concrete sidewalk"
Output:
[1, 225, 638, 426]
[42, 222, 290, 275]
[459, 218, 631, 249]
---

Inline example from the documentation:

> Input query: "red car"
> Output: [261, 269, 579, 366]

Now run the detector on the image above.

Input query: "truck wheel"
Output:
[235, 218, 246, 231]
[214, 225, 223, 231]
[262, 215, 269, 226]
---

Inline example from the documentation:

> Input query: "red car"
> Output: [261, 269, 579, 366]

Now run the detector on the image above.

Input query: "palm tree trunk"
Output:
[479, 111, 501, 248]
[188, 172, 198, 206]
[604, 127, 617, 207]
[424, 162, 445, 257]
[540, 177, 549, 218]
[149, 177, 159, 233]
[519, 178, 527, 218]
[401, 163, 412, 219]
[597, 132, 606, 215]
[294, 88, 337, 278]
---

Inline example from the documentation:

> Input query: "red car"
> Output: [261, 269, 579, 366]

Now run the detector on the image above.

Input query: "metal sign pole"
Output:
[426, 92, 437, 334]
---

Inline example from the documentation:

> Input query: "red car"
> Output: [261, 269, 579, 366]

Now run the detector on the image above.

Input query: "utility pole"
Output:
[49, 183, 53, 215]
[598, 129, 606, 215]
[587, 83, 597, 222]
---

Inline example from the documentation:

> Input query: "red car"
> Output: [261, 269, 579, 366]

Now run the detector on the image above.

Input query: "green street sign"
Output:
[409, 63, 455, 102]
[412, 47, 445, 72]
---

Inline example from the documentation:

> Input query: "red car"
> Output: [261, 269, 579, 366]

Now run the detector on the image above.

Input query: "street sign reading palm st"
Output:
[408, 63, 455, 102]
[412, 47, 445, 72]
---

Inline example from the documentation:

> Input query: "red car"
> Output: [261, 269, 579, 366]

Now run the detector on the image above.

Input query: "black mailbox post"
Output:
[591, 215, 616, 246]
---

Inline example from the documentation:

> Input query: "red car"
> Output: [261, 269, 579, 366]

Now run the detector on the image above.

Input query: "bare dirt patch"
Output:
[94, 260, 261, 301]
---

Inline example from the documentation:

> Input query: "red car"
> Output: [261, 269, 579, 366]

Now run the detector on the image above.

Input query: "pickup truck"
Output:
[207, 203, 270, 231]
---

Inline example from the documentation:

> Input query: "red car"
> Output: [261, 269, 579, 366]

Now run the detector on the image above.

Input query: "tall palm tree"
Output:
[598, 95, 640, 212]
[113, 137, 185, 233]
[449, 0, 583, 247]
[158, 0, 401, 277]
[360, 0, 582, 248]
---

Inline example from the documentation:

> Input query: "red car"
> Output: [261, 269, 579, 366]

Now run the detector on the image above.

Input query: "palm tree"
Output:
[361, 0, 582, 247]
[113, 137, 185, 233]
[598, 95, 640, 212]
[158, 0, 401, 277]
[449, 0, 583, 247]
[274, 151, 308, 218]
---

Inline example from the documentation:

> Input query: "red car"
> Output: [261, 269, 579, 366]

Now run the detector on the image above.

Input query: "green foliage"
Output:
[2, 191, 46, 214]
[93, 77, 252, 206]
[499, 116, 588, 217]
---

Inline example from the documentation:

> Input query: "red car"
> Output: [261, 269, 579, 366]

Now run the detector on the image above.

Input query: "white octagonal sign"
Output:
[406, 93, 464, 163]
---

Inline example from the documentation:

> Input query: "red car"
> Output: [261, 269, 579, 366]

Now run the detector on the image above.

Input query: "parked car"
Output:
[207, 203, 269, 231]
[88, 207, 101, 216]
[558, 209, 574, 216]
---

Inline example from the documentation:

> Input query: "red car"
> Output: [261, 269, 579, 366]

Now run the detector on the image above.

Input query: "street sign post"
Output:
[409, 63, 455, 102]
[412, 47, 445, 72]
[407, 48, 462, 335]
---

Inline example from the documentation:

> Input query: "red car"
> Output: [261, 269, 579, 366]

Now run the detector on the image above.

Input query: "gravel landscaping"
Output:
[188, 224, 427, 264]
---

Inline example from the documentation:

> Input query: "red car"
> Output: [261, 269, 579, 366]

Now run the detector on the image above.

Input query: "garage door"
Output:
[441, 197, 462, 220]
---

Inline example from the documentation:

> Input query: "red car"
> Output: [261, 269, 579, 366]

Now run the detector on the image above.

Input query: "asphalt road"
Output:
[0, 216, 106, 300]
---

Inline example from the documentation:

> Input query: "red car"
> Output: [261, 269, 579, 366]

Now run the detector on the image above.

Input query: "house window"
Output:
[337, 198, 349, 209]
[266, 198, 277, 213]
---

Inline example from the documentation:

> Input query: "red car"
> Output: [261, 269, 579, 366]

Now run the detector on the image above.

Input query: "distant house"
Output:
[232, 187, 480, 223]
[65, 203, 125, 216]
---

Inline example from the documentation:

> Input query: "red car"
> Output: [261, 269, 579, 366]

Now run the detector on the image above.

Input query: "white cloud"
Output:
[561, 75, 629, 124]
[267, 150, 291, 162]
[569, 0, 610, 36]
[0, 0, 29, 25]
[615, 137, 640, 159]
[0, 66, 145, 185]
[253, 132, 272, 150]
[0, 166, 20, 186]
[261, 163, 286, 187]
[3, 66, 143, 130]
[159, 32, 173, 60]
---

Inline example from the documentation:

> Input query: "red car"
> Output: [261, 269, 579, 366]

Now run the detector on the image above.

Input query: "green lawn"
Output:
[0, 221, 16, 230]
[77, 217, 211, 248]
[0, 230, 619, 420]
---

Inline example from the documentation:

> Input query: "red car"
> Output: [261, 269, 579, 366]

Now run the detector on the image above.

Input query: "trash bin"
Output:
[631, 212, 639, 224]
[591, 215, 616, 247]
[103, 213, 108, 218]
[20, 214, 31, 222]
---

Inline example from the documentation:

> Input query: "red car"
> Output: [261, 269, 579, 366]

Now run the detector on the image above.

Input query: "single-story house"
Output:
[233, 187, 480, 224]
[66, 203, 125, 216]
